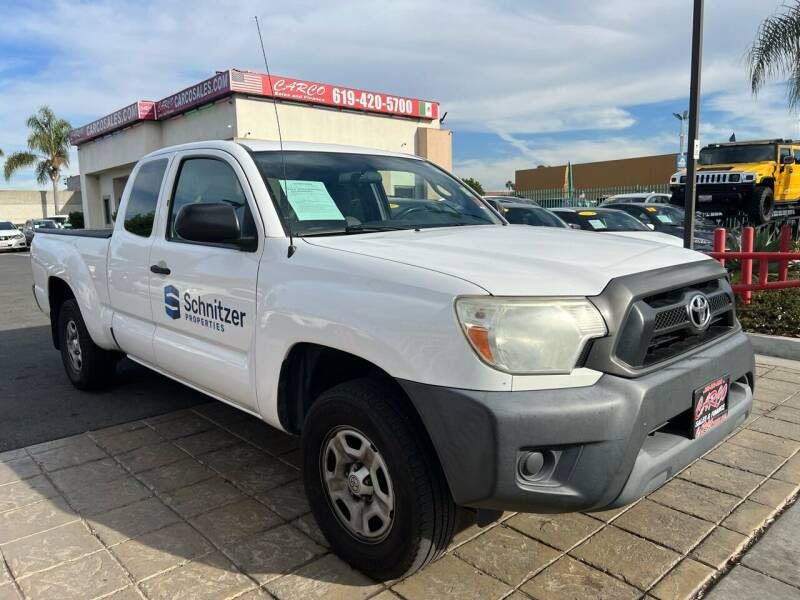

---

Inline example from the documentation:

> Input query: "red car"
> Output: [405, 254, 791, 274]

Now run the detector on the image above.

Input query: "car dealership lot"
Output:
[0, 253, 799, 599]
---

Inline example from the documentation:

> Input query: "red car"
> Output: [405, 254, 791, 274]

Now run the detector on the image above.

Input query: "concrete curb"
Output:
[748, 332, 800, 361]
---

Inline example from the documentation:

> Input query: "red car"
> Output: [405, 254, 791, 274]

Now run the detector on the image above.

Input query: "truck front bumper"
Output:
[670, 183, 755, 208]
[400, 330, 754, 513]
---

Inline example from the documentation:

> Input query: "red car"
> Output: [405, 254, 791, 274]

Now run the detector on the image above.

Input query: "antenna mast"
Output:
[254, 15, 295, 257]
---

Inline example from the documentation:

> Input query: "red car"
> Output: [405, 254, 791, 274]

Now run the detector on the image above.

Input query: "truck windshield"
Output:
[252, 151, 502, 236]
[699, 144, 775, 165]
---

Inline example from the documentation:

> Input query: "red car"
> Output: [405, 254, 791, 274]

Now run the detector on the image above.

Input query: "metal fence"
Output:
[516, 184, 671, 208]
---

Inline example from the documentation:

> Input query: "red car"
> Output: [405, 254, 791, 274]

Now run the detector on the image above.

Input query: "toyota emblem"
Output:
[687, 293, 711, 330]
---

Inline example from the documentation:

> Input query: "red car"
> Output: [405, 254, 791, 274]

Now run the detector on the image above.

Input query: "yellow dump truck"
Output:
[669, 139, 800, 224]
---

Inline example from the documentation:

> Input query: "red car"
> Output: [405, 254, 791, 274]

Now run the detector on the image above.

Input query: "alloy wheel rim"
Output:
[66, 320, 82, 372]
[321, 426, 395, 542]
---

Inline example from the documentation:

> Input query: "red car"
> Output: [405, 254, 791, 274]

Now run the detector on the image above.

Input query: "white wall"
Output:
[234, 97, 437, 155]
[0, 190, 82, 224]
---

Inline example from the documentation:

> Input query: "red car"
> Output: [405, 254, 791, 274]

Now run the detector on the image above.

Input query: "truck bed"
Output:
[37, 229, 113, 238]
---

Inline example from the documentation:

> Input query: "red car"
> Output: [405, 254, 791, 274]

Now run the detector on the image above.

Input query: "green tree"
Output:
[462, 177, 485, 195]
[505, 180, 515, 191]
[3, 106, 72, 217]
[748, 1, 800, 109]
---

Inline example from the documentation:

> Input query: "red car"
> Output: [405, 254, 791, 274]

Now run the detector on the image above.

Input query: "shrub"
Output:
[738, 289, 800, 338]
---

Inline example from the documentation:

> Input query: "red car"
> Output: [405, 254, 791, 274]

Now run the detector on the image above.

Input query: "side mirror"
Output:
[647, 223, 656, 230]
[782, 154, 795, 165]
[175, 202, 241, 245]
[568, 223, 582, 230]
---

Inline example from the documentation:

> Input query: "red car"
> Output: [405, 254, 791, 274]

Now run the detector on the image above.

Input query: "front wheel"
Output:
[302, 378, 457, 580]
[58, 299, 120, 390]
[749, 185, 774, 225]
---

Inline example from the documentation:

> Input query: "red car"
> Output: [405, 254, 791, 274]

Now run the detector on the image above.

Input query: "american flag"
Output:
[231, 70, 264, 94]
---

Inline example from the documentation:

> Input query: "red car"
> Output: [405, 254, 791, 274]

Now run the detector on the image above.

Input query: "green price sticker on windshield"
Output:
[280, 180, 345, 221]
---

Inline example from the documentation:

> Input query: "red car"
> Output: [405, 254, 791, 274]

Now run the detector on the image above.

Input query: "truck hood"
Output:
[303, 225, 711, 296]
[604, 230, 683, 247]
[699, 162, 775, 175]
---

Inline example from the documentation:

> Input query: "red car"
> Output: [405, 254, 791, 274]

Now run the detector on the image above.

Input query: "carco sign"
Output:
[229, 70, 439, 120]
[69, 101, 156, 144]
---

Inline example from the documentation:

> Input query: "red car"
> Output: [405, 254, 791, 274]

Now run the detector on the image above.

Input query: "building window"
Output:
[393, 186, 415, 199]
[103, 196, 112, 225]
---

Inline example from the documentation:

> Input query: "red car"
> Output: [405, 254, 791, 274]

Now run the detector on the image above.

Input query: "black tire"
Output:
[302, 378, 457, 580]
[749, 185, 774, 225]
[58, 299, 119, 390]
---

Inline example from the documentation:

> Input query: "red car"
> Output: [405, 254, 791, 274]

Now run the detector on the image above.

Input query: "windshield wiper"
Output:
[300, 224, 410, 237]
[344, 224, 410, 233]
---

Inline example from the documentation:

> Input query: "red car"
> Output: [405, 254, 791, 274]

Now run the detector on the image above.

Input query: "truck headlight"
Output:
[455, 297, 607, 374]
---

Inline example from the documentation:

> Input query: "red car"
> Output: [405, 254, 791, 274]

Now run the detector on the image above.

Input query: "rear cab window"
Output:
[123, 159, 169, 237]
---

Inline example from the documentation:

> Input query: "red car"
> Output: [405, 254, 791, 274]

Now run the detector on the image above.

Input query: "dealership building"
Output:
[71, 69, 450, 228]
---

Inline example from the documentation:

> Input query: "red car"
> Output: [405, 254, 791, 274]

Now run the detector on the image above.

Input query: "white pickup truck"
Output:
[32, 140, 754, 579]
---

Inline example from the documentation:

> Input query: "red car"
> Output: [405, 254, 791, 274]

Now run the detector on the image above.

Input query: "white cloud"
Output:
[0, 0, 794, 190]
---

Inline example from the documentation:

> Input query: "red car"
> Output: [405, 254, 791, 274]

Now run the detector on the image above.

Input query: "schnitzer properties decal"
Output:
[164, 285, 246, 333]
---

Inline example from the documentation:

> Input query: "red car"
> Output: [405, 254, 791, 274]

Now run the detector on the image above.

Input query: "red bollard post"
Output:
[713, 228, 726, 266]
[778, 225, 791, 282]
[741, 227, 754, 305]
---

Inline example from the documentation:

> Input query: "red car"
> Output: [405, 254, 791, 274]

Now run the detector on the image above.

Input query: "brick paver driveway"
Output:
[0, 358, 798, 600]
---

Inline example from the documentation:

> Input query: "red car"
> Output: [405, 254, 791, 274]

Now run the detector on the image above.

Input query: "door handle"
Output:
[150, 264, 171, 275]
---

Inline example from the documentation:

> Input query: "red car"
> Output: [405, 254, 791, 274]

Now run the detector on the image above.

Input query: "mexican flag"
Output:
[418, 101, 434, 118]
[563, 162, 573, 200]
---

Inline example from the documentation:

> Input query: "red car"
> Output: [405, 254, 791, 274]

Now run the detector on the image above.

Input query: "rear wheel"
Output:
[58, 299, 120, 390]
[302, 378, 457, 580]
[749, 185, 774, 225]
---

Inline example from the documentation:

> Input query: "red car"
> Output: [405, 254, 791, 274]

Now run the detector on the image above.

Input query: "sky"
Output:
[0, 0, 797, 191]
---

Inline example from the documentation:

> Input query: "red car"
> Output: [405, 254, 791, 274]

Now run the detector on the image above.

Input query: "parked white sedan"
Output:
[0, 221, 27, 251]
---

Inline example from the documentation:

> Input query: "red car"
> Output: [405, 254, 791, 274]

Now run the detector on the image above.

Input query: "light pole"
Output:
[673, 110, 688, 155]
[684, 0, 704, 250]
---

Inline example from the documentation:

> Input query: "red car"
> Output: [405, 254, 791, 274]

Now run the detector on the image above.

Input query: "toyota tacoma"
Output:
[31, 140, 754, 579]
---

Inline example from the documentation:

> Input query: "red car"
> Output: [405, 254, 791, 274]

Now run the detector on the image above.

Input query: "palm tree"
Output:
[748, 1, 800, 109]
[505, 180, 515, 192]
[3, 106, 72, 217]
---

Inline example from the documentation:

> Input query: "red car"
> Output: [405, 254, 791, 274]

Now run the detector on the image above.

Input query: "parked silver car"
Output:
[601, 192, 671, 206]
[22, 219, 58, 244]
